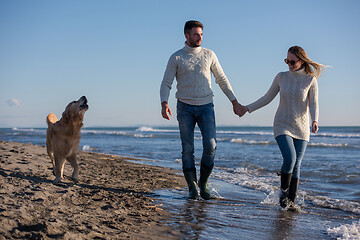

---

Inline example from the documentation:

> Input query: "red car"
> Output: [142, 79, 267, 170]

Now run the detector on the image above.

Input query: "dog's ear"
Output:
[62, 111, 69, 124]
[62, 103, 72, 123]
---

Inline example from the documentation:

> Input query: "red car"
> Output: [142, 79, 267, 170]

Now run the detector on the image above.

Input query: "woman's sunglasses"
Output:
[284, 59, 300, 66]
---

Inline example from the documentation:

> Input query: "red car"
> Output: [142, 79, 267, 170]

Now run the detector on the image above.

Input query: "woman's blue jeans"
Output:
[275, 134, 308, 178]
[177, 101, 216, 171]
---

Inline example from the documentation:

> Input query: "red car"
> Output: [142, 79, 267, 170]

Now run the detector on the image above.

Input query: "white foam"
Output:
[217, 130, 273, 136]
[212, 168, 360, 214]
[82, 145, 91, 151]
[316, 132, 360, 138]
[12, 128, 36, 132]
[10, 128, 46, 135]
[308, 143, 360, 148]
[134, 134, 153, 138]
[261, 189, 306, 209]
[261, 189, 279, 205]
[210, 186, 223, 199]
[230, 138, 273, 145]
[309, 196, 360, 214]
[135, 127, 179, 133]
[327, 220, 360, 240]
[230, 138, 355, 148]
[81, 129, 129, 136]
[211, 167, 277, 192]
[136, 127, 155, 132]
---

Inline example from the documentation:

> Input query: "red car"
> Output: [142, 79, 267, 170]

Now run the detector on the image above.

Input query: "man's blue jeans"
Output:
[275, 134, 308, 178]
[177, 101, 216, 171]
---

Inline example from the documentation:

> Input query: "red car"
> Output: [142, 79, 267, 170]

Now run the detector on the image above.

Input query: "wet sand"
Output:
[0, 141, 186, 239]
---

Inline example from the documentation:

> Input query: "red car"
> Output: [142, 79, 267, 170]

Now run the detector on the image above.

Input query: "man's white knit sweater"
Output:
[160, 43, 236, 106]
[247, 68, 319, 142]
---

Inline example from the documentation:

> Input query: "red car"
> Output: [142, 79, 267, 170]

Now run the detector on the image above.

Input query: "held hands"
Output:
[161, 101, 172, 120]
[312, 121, 319, 133]
[232, 99, 249, 117]
[239, 105, 249, 117]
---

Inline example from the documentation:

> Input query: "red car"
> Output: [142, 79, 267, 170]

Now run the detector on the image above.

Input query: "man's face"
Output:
[185, 27, 203, 47]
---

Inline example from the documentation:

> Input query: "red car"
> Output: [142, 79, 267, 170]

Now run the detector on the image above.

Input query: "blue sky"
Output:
[1, 0, 359, 128]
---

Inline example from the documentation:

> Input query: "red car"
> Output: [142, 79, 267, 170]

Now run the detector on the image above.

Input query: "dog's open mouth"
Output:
[79, 96, 89, 110]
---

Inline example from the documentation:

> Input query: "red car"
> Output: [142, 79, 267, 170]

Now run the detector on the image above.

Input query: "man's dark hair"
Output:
[184, 20, 203, 35]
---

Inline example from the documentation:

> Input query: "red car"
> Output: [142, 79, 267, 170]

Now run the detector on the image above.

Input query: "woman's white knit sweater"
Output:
[247, 68, 319, 142]
[160, 43, 236, 106]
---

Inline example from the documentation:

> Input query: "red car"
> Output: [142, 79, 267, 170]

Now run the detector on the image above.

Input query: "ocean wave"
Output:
[136, 127, 155, 132]
[309, 195, 360, 215]
[135, 127, 179, 133]
[81, 129, 130, 136]
[212, 168, 360, 215]
[10, 128, 46, 135]
[308, 142, 359, 149]
[316, 132, 360, 139]
[229, 137, 358, 149]
[134, 134, 153, 138]
[220, 128, 360, 139]
[327, 220, 360, 239]
[217, 130, 273, 136]
[230, 138, 274, 145]
[82, 128, 173, 139]
[137, 128, 274, 136]
[212, 167, 277, 192]
[12, 128, 37, 132]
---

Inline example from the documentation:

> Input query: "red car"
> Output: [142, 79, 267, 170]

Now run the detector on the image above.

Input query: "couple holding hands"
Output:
[160, 21, 326, 209]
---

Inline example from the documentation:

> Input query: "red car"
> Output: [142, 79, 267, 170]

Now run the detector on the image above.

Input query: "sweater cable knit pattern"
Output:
[160, 43, 236, 106]
[247, 68, 319, 142]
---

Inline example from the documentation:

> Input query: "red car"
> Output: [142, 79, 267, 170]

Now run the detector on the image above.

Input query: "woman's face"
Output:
[285, 52, 304, 72]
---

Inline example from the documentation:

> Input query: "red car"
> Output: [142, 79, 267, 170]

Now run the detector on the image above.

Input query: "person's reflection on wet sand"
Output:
[272, 210, 297, 239]
[177, 200, 208, 239]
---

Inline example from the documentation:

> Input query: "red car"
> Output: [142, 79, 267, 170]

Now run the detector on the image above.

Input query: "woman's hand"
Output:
[312, 121, 319, 133]
[232, 99, 248, 117]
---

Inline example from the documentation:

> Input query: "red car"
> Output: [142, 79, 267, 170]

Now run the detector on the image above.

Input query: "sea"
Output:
[1, 126, 359, 240]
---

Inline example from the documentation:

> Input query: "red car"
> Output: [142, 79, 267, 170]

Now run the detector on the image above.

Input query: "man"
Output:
[160, 20, 243, 200]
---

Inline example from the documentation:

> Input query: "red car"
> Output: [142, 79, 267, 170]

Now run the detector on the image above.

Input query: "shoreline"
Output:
[0, 141, 186, 239]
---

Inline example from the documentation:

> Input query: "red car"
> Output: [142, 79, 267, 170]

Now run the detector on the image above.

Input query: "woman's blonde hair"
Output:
[288, 46, 326, 79]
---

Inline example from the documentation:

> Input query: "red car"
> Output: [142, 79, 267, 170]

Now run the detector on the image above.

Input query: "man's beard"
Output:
[188, 39, 201, 47]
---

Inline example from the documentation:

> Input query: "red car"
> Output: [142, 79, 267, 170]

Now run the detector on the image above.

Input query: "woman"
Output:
[242, 46, 326, 209]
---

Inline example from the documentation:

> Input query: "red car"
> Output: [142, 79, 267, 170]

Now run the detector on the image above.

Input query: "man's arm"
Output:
[160, 55, 177, 120]
[211, 51, 243, 116]
[211, 53, 237, 102]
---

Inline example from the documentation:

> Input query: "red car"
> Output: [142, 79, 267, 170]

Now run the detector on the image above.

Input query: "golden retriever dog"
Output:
[46, 96, 89, 184]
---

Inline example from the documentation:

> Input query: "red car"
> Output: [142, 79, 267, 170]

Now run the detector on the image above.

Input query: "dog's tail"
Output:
[46, 113, 58, 127]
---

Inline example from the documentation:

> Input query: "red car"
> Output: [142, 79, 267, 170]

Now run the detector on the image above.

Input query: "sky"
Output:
[1, 0, 359, 128]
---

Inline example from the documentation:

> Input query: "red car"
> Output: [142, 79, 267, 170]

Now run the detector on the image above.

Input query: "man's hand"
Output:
[161, 101, 172, 120]
[232, 99, 248, 117]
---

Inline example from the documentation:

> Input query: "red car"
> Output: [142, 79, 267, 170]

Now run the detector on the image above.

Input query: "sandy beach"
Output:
[0, 141, 186, 239]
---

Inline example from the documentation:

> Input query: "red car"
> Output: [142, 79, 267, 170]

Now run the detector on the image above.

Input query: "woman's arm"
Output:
[246, 73, 281, 113]
[309, 77, 319, 133]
